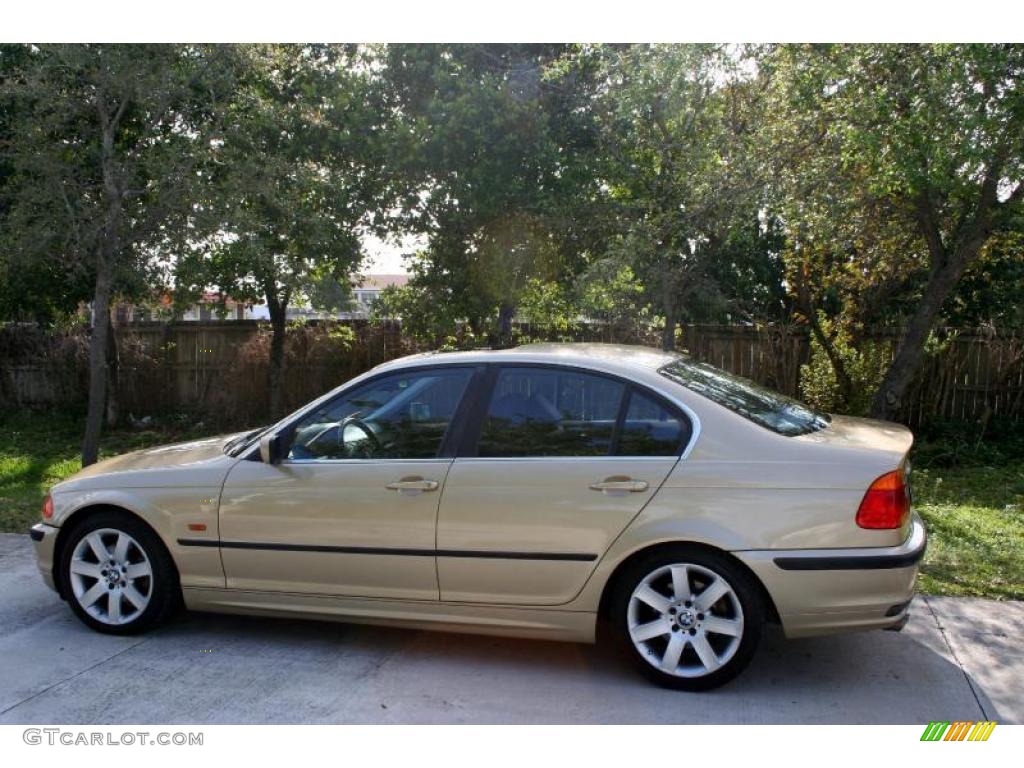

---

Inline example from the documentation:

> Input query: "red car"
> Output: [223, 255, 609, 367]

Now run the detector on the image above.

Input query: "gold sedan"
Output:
[29, 343, 925, 690]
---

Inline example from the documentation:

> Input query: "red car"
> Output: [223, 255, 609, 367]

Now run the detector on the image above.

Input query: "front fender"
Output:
[52, 486, 225, 589]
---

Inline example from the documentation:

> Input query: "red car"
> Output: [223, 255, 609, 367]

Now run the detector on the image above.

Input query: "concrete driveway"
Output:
[1, 532, 1020, 724]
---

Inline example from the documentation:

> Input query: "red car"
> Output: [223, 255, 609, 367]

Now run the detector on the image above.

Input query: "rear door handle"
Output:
[589, 476, 649, 494]
[386, 476, 440, 493]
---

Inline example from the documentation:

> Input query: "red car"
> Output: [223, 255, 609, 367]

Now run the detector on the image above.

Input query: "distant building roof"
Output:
[359, 274, 409, 290]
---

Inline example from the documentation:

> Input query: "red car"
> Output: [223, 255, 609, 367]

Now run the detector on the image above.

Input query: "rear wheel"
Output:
[59, 512, 179, 635]
[610, 546, 763, 691]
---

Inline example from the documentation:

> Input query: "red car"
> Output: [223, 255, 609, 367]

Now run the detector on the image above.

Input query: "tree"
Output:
[382, 44, 607, 344]
[764, 44, 1024, 419]
[593, 44, 772, 350]
[177, 45, 397, 417]
[0, 44, 238, 464]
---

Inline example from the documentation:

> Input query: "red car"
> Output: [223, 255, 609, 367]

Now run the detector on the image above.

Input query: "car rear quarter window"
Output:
[615, 390, 686, 456]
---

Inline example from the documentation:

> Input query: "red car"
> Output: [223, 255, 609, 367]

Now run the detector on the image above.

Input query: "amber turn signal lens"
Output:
[42, 495, 54, 521]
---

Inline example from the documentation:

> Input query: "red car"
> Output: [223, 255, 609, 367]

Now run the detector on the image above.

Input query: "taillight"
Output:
[856, 470, 910, 529]
[42, 494, 54, 521]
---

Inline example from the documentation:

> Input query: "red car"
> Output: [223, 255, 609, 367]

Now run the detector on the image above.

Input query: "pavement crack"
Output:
[0, 637, 149, 717]
[923, 595, 990, 721]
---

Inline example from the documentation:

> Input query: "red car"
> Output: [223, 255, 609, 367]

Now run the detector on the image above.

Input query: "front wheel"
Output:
[610, 546, 763, 691]
[59, 512, 179, 635]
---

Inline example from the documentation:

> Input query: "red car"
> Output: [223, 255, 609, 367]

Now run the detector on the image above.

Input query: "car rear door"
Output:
[436, 364, 690, 605]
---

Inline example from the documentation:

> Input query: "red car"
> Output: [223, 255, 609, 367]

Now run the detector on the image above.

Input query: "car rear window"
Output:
[658, 357, 829, 436]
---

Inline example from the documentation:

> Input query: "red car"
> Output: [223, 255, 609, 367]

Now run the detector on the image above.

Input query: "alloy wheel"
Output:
[69, 528, 154, 626]
[627, 562, 744, 678]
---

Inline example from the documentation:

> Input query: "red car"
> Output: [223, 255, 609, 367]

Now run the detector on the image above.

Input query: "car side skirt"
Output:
[182, 587, 597, 643]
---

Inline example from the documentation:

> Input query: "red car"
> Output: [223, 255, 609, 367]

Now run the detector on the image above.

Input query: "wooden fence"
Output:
[2, 320, 1023, 427]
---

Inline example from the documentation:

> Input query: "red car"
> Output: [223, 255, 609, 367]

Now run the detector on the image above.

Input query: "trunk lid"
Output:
[796, 414, 914, 465]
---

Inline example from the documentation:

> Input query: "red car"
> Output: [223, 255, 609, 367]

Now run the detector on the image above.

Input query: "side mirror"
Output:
[259, 433, 283, 465]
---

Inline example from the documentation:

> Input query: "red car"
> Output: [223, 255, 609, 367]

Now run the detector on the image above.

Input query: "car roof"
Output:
[373, 342, 679, 376]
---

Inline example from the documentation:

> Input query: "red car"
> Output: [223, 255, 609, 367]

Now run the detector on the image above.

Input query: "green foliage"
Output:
[799, 316, 889, 415]
[764, 44, 1024, 414]
[381, 44, 607, 340]
[946, 228, 1024, 327]
[176, 45, 395, 320]
[590, 45, 775, 338]
[518, 278, 578, 336]
[0, 44, 239, 325]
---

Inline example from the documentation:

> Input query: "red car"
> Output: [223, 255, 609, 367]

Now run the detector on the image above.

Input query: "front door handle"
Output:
[386, 476, 440, 493]
[589, 476, 649, 494]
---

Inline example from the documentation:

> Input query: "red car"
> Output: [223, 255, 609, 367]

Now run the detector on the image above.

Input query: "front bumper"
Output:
[735, 513, 927, 638]
[29, 522, 60, 593]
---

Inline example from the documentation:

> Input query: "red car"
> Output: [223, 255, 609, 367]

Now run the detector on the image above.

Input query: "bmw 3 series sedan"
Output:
[29, 343, 925, 690]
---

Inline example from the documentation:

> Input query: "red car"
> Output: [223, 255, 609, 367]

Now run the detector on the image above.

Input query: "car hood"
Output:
[53, 432, 247, 491]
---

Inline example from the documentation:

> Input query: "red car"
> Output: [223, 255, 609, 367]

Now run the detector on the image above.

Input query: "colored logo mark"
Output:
[920, 721, 996, 741]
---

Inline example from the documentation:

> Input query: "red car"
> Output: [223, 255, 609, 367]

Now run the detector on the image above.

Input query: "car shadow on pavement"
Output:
[80, 603, 1003, 725]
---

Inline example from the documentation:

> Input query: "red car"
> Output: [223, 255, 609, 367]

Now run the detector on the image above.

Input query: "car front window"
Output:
[287, 368, 473, 460]
[659, 357, 829, 436]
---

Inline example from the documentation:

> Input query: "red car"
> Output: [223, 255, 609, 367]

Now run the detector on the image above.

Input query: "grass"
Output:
[0, 410, 211, 533]
[910, 422, 1024, 600]
[1, 410, 1021, 600]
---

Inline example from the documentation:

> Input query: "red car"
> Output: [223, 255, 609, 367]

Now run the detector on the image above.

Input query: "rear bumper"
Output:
[29, 523, 59, 593]
[734, 513, 927, 638]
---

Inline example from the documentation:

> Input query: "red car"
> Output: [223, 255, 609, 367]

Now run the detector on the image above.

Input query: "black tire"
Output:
[58, 511, 180, 635]
[609, 545, 763, 691]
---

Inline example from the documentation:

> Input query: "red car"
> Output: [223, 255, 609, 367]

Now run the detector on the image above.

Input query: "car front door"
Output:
[436, 364, 690, 605]
[217, 365, 477, 600]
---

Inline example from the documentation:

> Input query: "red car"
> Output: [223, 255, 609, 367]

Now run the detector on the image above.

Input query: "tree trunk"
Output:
[870, 173, 1000, 420]
[496, 302, 516, 348]
[82, 266, 113, 466]
[267, 293, 288, 419]
[105, 310, 120, 427]
[869, 255, 972, 420]
[806, 311, 854, 408]
[661, 279, 678, 352]
[82, 104, 124, 466]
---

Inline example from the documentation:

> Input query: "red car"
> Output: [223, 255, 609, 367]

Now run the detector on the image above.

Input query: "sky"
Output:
[362, 233, 419, 274]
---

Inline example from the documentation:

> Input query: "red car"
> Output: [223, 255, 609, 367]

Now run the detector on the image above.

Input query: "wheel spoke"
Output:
[113, 534, 130, 563]
[660, 633, 686, 672]
[696, 578, 729, 610]
[108, 590, 122, 623]
[123, 584, 147, 610]
[703, 615, 742, 637]
[70, 559, 102, 578]
[79, 582, 107, 607]
[670, 565, 691, 602]
[86, 533, 110, 563]
[634, 585, 670, 614]
[691, 633, 721, 672]
[627, 561, 746, 680]
[631, 618, 671, 642]
[125, 561, 151, 580]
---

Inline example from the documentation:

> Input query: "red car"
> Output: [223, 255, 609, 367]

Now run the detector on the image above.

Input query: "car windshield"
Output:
[658, 357, 829, 436]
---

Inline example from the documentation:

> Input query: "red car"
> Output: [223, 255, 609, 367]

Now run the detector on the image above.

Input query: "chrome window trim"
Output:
[280, 457, 453, 466]
[450, 456, 682, 463]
